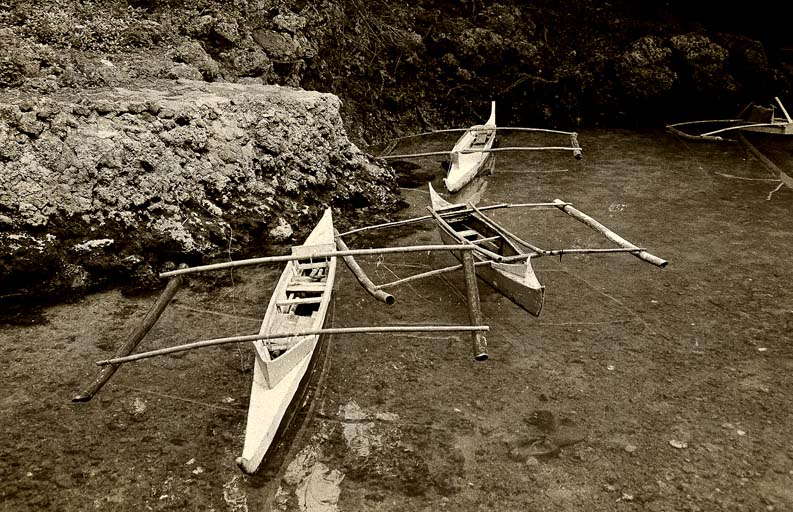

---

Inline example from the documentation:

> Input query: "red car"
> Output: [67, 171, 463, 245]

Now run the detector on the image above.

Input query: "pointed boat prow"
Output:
[238, 208, 337, 474]
[445, 102, 498, 193]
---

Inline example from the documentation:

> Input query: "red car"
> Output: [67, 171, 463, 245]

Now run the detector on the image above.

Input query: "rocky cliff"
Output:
[0, 80, 399, 308]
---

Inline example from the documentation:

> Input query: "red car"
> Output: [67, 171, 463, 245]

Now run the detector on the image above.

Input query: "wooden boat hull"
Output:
[667, 99, 793, 140]
[444, 101, 497, 193]
[435, 227, 544, 316]
[237, 209, 337, 474]
[429, 184, 544, 316]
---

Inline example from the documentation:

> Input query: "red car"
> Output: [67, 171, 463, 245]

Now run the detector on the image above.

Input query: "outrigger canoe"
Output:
[237, 208, 337, 474]
[444, 101, 497, 193]
[428, 183, 544, 316]
[667, 97, 793, 141]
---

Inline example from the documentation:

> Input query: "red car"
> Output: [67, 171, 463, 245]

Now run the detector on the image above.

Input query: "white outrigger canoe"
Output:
[237, 208, 337, 474]
[444, 101, 497, 193]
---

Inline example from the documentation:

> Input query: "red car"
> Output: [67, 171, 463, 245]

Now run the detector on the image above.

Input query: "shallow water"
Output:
[2, 128, 792, 511]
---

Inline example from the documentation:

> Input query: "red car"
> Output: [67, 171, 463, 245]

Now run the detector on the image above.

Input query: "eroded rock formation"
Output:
[0, 80, 399, 301]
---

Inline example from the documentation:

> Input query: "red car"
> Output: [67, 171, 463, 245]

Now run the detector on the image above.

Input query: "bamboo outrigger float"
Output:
[73, 207, 492, 474]
[379, 101, 582, 192]
[667, 97, 793, 141]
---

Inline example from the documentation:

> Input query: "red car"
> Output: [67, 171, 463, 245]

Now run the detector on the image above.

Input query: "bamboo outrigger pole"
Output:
[334, 229, 395, 305]
[72, 272, 186, 402]
[96, 325, 491, 366]
[552, 200, 668, 268]
[337, 202, 568, 238]
[159, 245, 478, 278]
[375, 260, 493, 290]
[381, 146, 581, 160]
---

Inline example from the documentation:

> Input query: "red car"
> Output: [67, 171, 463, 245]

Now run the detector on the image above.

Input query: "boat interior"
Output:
[444, 213, 511, 256]
[267, 258, 329, 358]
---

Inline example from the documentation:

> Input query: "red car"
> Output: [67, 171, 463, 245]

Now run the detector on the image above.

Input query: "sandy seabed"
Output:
[2, 129, 792, 511]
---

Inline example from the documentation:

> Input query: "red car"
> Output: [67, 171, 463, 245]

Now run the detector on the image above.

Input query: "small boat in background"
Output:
[379, 102, 582, 194]
[237, 208, 337, 474]
[667, 97, 793, 141]
[428, 183, 544, 316]
[444, 101, 498, 193]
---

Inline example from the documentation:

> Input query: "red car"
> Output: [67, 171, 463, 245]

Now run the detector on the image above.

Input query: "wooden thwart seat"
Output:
[472, 132, 491, 145]
[470, 235, 500, 245]
[297, 261, 328, 270]
[285, 282, 326, 293]
[457, 229, 480, 239]
[276, 296, 323, 307]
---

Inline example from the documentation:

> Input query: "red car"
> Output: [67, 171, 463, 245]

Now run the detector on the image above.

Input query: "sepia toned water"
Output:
[1, 128, 792, 511]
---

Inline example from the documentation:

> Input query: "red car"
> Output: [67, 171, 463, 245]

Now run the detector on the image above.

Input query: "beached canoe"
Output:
[444, 101, 497, 193]
[429, 184, 544, 316]
[237, 208, 337, 474]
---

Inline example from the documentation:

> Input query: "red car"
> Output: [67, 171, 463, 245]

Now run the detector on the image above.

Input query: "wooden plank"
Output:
[276, 297, 323, 307]
[457, 229, 480, 238]
[285, 283, 326, 293]
[297, 262, 328, 270]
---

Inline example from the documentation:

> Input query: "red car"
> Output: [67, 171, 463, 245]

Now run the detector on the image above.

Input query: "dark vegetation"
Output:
[2, 0, 792, 141]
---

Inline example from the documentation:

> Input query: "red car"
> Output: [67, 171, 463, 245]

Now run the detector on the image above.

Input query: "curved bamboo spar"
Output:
[336, 202, 567, 238]
[334, 229, 395, 305]
[382, 150, 455, 159]
[775, 96, 792, 123]
[552, 200, 668, 268]
[667, 118, 744, 128]
[159, 245, 477, 278]
[96, 325, 491, 366]
[72, 274, 185, 402]
[383, 128, 469, 143]
[379, 126, 577, 147]
[700, 122, 786, 137]
[383, 146, 581, 159]
[375, 260, 493, 290]
[459, 146, 581, 154]
[497, 127, 579, 136]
